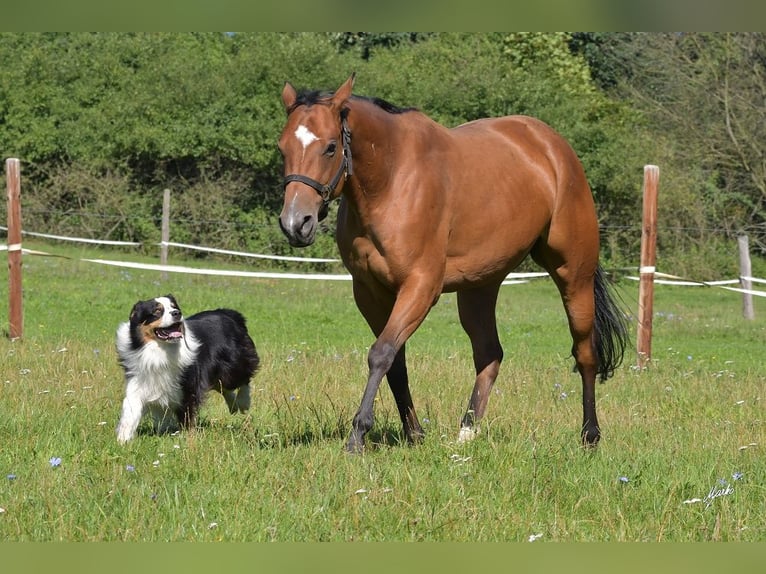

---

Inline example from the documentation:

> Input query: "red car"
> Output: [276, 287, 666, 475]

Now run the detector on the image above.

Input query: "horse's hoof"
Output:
[581, 427, 601, 448]
[344, 437, 365, 455]
[406, 429, 426, 445]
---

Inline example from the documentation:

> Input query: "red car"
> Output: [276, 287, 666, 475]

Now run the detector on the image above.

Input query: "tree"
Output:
[614, 33, 766, 255]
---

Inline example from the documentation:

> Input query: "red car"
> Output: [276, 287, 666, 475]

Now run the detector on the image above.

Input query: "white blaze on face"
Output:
[294, 124, 319, 149]
[155, 296, 179, 327]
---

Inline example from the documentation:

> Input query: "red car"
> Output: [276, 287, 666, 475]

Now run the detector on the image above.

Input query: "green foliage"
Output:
[22, 164, 159, 245]
[569, 32, 637, 91]
[604, 33, 766, 257]
[328, 32, 431, 61]
[502, 32, 595, 97]
[1, 32, 763, 274]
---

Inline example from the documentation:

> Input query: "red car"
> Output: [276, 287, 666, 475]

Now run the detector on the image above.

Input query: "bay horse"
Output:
[278, 74, 628, 453]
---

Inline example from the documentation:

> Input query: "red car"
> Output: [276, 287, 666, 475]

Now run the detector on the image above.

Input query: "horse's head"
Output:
[278, 74, 355, 247]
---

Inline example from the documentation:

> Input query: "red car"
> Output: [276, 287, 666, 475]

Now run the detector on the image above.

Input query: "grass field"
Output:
[1, 241, 764, 541]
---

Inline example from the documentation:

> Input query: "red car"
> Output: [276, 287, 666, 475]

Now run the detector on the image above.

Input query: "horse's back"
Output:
[450, 114, 596, 217]
[454, 114, 585, 174]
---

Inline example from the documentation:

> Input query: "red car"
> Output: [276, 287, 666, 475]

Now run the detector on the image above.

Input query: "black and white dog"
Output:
[115, 294, 260, 444]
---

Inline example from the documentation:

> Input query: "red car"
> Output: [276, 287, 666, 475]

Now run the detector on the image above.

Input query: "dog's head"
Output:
[128, 294, 185, 345]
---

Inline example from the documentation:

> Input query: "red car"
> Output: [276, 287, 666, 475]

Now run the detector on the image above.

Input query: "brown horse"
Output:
[278, 74, 628, 453]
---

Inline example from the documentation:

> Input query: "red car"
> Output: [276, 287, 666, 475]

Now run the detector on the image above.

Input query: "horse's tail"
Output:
[593, 265, 630, 381]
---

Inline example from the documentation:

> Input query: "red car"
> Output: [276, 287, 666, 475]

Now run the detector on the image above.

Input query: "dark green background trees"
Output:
[1, 32, 763, 276]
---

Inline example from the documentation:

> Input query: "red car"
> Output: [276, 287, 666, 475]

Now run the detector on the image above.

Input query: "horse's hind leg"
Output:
[457, 283, 504, 442]
[533, 249, 601, 446]
[562, 280, 601, 446]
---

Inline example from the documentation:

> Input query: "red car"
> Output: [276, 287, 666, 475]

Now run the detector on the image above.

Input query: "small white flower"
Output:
[683, 498, 703, 505]
[208, 522, 218, 529]
[449, 454, 472, 463]
[528, 533, 543, 542]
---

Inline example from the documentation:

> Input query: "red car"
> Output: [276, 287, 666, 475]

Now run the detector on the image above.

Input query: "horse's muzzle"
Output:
[279, 211, 316, 247]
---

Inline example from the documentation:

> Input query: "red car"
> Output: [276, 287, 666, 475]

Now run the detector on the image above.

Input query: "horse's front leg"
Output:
[387, 345, 425, 445]
[346, 337, 398, 453]
[346, 278, 439, 453]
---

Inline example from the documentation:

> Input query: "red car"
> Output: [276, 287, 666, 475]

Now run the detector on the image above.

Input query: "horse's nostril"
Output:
[279, 211, 316, 247]
[300, 214, 314, 236]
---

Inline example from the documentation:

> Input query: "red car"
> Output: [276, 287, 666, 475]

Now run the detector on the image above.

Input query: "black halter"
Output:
[283, 114, 353, 208]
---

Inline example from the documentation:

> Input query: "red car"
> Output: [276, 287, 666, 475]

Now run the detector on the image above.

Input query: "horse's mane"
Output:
[289, 90, 417, 115]
[357, 95, 418, 115]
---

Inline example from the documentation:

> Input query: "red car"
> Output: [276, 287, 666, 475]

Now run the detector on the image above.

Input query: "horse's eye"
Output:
[324, 141, 337, 156]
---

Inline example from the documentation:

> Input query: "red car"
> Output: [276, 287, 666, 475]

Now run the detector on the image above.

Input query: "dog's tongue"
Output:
[156, 324, 183, 340]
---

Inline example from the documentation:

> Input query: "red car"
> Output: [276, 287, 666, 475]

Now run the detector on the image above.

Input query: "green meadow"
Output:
[0, 241, 764, 541]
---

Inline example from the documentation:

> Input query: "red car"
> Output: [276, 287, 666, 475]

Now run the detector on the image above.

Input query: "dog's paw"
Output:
[116, 431, 133, 444]
[233, 386, 251, 413]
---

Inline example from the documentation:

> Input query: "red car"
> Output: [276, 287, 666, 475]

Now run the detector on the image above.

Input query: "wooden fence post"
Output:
[161, 188, 170, 281]
[637, 165, 659, 369]
[6, 158, 23, 339]
[738, 234, 755, 320]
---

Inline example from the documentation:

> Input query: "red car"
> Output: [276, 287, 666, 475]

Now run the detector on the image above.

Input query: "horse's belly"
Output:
[442, 251, 528, 292]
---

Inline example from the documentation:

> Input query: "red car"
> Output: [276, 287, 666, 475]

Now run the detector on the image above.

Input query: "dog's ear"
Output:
[164, 293, 177, 305]
[129, 301, 142, 323]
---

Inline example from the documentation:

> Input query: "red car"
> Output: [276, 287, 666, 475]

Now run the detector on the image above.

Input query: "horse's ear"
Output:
[332, 73, 355, 107]
[282, 81, 297, 112]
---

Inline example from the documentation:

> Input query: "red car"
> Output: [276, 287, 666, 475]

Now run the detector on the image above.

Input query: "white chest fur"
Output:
[115, 322, 201, 443]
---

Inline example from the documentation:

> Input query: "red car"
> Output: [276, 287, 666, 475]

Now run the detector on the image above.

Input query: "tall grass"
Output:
[0, 241, 764, 541]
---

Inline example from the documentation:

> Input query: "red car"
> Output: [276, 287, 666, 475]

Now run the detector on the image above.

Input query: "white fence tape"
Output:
[720, 286, 766, 297]
[83, 258, 354, 281]
[0, 226, 339, 263]
[84, 258, 555, 284]
[158, 241, 340, 263]
[0, 226, 141, 246]
[626, 274, 766, 297]
[3, 226, 765, 293]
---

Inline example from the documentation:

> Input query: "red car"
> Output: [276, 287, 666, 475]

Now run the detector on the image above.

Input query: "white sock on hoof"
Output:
[458, 425, 479, 443]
